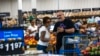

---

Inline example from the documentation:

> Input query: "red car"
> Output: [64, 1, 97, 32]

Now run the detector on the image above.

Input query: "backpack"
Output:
[34, 25, 42, 41]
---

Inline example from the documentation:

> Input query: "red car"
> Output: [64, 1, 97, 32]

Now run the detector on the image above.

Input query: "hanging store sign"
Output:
[53, 10, 57, 13]
[65, 10, 71, 12]
[46, 10, 53, 14]
[92, 8, 100, 11]
[71, 9, 81, 13]
[82, 8, 91, 11]
[0, 12, 10, 17]
[37, 11, 45, 14]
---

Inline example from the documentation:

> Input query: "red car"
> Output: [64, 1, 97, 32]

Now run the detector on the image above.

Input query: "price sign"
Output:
[65, 10, 71, 12]
[71, 9, 81, 13]
[0, 27, 24, 55]
[82, 8, 91, 11]
[0, 12, 10, 17]
[46, 10, 53, 14]
[37, 11, 45, 14]
[92, 8, 100, 11]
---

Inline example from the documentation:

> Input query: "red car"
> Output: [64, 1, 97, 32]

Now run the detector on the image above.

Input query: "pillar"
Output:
[31, 0, 37, 14]
[18, 0, 23, 26]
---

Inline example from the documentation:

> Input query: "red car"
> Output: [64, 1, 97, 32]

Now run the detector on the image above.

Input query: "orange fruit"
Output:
[86, 47, 91, 51]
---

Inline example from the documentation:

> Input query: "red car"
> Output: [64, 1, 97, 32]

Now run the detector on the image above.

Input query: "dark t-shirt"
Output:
[53, 18, 74, 37]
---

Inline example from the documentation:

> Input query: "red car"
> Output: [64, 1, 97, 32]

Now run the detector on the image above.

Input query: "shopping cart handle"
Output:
[63, 34, 87, 38]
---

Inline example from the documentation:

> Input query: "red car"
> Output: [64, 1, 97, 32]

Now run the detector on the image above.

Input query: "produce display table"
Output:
[1, 49, 64, 56]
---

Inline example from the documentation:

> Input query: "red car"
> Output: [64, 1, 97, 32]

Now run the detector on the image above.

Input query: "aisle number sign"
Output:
[0, 28, 24, 55]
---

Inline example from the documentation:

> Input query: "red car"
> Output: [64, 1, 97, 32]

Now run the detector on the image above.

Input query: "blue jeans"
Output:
[37, 44, 47, 53]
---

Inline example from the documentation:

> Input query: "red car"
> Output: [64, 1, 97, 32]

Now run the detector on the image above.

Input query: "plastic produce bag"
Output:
[67, 36, 80, 43]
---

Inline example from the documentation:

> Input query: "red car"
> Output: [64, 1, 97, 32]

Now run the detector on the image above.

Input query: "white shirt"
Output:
[87, 18, 95, 23]
[27, 25, 38, 36]
[76, 22, 82, 26]
[87, 27, 96, 32]
[38, 26, 50, 46]
[95, 17, 100, 23]
[50, 25, 55, 31]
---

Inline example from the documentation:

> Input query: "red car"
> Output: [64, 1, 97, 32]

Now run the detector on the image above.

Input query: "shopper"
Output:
[28, 12, 34, 21]
[27, 19, 37, 37]
[7, 18, 17, 27]
[74, 20, 83, 33]
[53, 11, 75, 54]
[96, 21, 100, 36]
[22, 12, 29, 25]
[37, 17, 51, 53]
[80, 21, 87, 34]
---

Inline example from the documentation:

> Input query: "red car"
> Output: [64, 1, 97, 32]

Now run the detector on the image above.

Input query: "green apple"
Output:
[92, 47, 97, 52]
[95, 51, 98, 55]
[98, 46, 100, 50]
[90, 52, 94, 55]
[95, 47, 98, 50]
[98, 51, 100, 55]
[91, 48, 95, 52]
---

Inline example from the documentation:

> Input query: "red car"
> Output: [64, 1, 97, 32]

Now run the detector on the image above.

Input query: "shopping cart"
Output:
[59, 34, 88, 56]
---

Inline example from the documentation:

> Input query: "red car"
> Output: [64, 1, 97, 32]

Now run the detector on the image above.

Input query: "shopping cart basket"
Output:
[59, 34, 88, 56]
